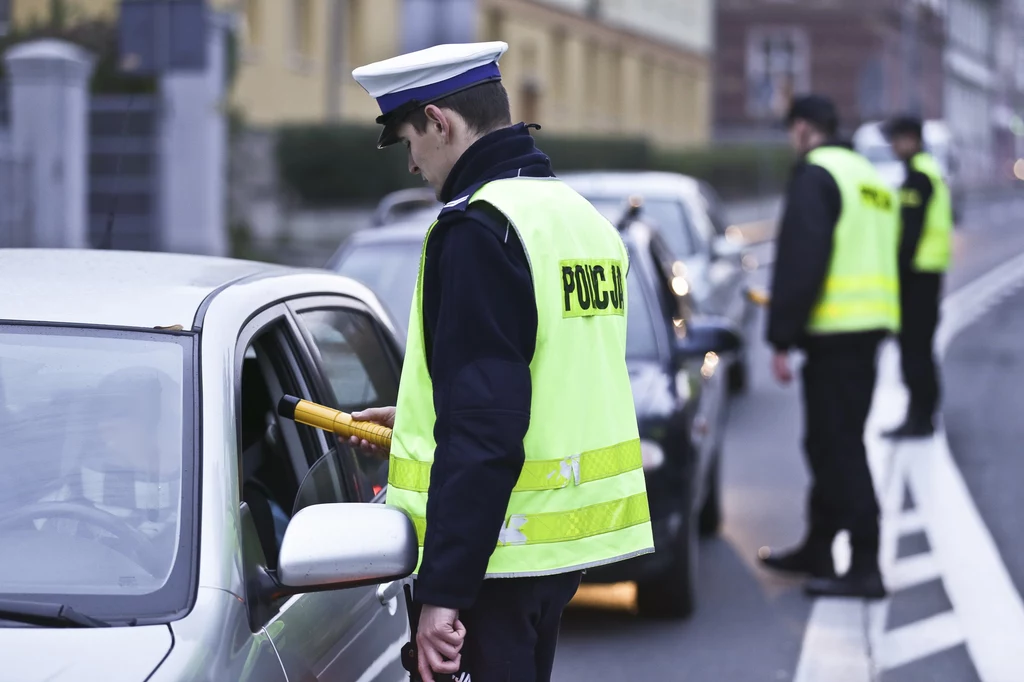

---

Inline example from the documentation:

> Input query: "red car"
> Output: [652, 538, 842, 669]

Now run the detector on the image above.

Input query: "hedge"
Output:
[274, 123, 794, 206]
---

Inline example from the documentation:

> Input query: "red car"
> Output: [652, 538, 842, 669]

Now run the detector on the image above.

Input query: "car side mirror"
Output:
[711, 234, 743, 261]
[276, 503, 417, 593]
[674, 316, 743, 362]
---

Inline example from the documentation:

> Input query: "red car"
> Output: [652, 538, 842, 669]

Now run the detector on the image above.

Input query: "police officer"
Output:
[348, 42, 654, 682]
[758, 95, 900, 599]
[881, 115, 952, 439]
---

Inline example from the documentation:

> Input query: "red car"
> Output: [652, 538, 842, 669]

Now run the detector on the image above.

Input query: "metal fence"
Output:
[0, 150, 32, 248]
[0, 76, 32, 248]
[88, 95, 161, 251]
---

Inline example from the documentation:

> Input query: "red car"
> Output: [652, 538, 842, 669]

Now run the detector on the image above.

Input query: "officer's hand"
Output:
[417, 604, 466, 682]
[772, 351, 793, 384]
[345, 406, 396, 454]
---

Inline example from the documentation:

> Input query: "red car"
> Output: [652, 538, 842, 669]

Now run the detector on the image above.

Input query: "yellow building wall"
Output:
[477, 0, 710, 149]
[9, 0, 709, 147]
[12, 0, 117, 26]
[338, 0, 402, 122]
[233, 0, 332, 125]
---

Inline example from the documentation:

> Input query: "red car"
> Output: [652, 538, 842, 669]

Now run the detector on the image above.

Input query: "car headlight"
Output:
[640, 439, 665, 470]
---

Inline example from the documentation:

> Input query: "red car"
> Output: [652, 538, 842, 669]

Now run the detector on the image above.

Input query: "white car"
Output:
[0, 249, 416, 681]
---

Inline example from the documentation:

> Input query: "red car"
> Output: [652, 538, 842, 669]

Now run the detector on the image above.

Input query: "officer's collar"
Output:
[438, 123, 551, 203]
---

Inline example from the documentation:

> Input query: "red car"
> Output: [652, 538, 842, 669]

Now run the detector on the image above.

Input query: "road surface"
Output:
[552, 189, 1024, 682]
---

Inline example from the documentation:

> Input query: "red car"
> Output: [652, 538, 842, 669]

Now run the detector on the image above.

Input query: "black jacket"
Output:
[898, 159, 935, 273]
[413, 123, 551, 609]
[767, 143, 843, 351]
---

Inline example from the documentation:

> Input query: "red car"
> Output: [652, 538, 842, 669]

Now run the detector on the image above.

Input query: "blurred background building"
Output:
[0, 0, 1021, 263]
[715, 0, 947, 141]
[714, 0, 1024, 188]
[8, 0, 714, 148]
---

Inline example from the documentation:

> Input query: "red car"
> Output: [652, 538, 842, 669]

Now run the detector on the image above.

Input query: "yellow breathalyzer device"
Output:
[277, 395, 392, 453]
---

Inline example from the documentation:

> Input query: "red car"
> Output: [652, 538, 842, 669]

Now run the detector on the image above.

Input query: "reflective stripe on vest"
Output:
[389, 438, 642, 493]
[407, 491, 651, 547]
[909, 152, 953, 273]
[805, 146, 902, 335]
[387, 177, 654, 579]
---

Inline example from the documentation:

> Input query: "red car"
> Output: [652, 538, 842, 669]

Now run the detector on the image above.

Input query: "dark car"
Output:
[327, 216, 740, 620]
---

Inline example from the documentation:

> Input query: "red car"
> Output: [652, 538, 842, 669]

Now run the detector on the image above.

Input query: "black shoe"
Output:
[758, 545, 836, 578]
[882, 416, 935, 439]
[803, 571, 887, 600]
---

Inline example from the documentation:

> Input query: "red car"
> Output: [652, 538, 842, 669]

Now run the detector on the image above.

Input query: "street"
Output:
[553, 192, 1024, 682]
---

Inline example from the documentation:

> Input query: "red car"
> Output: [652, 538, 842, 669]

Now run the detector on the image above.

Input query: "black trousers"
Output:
[898, 272, 943, 418]
[419, 571, 582, 682]
[801, 333, 884, 553]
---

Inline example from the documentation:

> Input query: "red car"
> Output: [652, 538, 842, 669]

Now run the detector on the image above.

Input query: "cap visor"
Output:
[377, 123, 401, 149]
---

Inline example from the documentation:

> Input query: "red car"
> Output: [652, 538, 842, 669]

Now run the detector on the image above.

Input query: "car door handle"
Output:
[377, 580, 402, 606]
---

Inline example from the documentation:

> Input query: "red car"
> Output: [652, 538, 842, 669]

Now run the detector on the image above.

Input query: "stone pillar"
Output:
[158, 10, 232, 257]
[4, 39, 95, 248]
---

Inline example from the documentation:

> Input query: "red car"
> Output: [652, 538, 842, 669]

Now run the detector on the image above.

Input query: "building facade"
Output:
[8, 0, 714, 149]
[944, 0, 1003, 186]
[715, 0, 947, 141]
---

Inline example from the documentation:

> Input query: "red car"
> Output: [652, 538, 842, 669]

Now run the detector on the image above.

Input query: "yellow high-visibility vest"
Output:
[805, 146, 901, 334]
[907, 152, 953, 273]
[387, 177, 654, 578]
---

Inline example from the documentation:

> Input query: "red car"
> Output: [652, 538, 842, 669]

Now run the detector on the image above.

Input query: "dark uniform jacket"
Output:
[413, 123, 552, 609]
[897, 159, 935, 274]
[767, 141, 890, 352]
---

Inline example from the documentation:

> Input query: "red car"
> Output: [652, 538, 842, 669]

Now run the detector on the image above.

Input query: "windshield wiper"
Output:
[0, 599, 112, 628]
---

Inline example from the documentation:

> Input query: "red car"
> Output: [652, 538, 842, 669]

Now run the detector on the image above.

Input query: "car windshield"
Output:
[334, 241, 422, 339]
[583, 196, 696, 258]
[0, 326, 192, 621]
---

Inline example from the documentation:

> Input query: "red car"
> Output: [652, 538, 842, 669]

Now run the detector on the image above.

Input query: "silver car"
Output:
[0, 249, 417, 682]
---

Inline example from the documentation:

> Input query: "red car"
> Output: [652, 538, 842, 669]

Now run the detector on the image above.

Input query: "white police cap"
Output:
[352, 41, 509, 148]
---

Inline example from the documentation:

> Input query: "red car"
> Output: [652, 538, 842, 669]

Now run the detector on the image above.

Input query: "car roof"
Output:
[0, 248, 301, 329]
[559, 170, 702, 198]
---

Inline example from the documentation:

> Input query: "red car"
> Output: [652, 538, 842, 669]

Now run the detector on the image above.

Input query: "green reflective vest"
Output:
[904, 152, 953, 272]
[805, 146, 902, 335]
[387, 177, 654, 578]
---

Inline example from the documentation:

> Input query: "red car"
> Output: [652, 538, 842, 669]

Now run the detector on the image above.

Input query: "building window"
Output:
[290, 0, 315, 65]
[0, 0, 9, 37]
[745, 27, 810, 120]
[240, 0, 262, 59]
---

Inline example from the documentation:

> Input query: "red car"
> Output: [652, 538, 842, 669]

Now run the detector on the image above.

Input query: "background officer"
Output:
[757, 94, 900, 600]
[881, 115, 953, 439]
[349, 42, 654, 682]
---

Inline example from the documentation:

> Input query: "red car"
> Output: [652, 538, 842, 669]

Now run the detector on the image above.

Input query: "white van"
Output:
[853, 120, 963, 222]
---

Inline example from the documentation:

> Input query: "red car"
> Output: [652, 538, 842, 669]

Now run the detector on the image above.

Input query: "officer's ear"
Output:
[422, 104, 451, 142]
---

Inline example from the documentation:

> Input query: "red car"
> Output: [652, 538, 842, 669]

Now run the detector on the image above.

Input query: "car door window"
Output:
[295, 307, 399, 501]
[251, 307, 410, 682]
[237, 322, 324, 574]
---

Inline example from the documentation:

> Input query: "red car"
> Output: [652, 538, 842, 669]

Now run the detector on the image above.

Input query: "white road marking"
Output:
[887, 554, 941, 593]
[792, 599, 874, 682]
[893, 510, 926, 536]
[794, 247, 1024, 681]
[878, 611, 965, 671]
